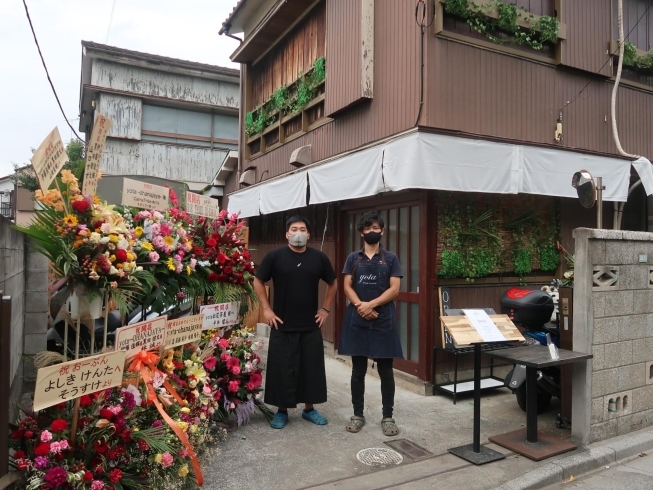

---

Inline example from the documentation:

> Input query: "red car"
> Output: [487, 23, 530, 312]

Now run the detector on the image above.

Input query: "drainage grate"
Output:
[356, 447, 404, 467]
[384, 439, 433, 460]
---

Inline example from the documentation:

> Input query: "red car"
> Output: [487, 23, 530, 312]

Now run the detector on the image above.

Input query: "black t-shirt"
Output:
[255, 246, 337, 331]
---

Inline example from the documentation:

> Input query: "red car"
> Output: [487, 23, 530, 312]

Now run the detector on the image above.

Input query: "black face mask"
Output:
[363, 231, 383, 245]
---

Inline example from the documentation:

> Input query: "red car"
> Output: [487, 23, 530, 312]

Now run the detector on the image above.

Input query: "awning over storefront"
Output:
[227, 185, 260, 218]
[226, 130, 653, 217]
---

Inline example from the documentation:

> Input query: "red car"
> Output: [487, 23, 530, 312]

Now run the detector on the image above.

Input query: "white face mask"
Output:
[288, 232, 308, 247]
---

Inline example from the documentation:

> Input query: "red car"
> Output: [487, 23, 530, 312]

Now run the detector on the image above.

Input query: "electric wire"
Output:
[560, 0, 653, 111]
[106, 0, 117, 43]
[22, 0, 84, 143]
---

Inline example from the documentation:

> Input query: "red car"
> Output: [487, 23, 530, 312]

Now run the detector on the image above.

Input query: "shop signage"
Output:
[186, 191, 220, 219]
[164, 314, 204, 349]
[122, 178, 169, 210]
[462, 309, 506, 342]
[115, 316, 167, 359]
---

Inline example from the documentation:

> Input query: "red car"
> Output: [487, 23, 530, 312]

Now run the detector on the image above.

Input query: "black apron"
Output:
[338, 251, 404, 359]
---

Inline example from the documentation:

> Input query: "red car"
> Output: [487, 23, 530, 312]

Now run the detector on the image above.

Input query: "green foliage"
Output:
[623, 42, 638, 66]
[12, 139, 85, 192]
[245, 111, 256, 137]
[445, 0, 559, 51]
[439, 250, 466, 278]
[271, 85, 290, 112]
[466, 248, 498, 281]
[513, 248, 532, 276]
[313, 57, 326, 82]
[244, 106, 274, 137]
[538, 245, 560, 272]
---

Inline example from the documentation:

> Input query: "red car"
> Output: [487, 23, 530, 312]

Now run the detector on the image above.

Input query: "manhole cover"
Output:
[356, 447, 404, 467]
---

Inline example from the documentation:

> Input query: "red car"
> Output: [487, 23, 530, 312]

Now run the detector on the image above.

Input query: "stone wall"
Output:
[0, 217, 49, 421]
[572, 228, 653, 444]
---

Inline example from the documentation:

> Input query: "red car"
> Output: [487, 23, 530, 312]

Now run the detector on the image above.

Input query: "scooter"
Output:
[501, 287, 561, 414]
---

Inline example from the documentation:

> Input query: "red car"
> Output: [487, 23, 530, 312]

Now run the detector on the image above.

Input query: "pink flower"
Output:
[91, 481, 105, 490]
[58, 440, 69, 450]
[179, 448, 188, 458]
[151, 223, 161, 235]
[149, 251, 160, 262]
[152, 236, 165, 249]
[100, 223, 111, 233]
[161, 451, 174, 469]
[49, 442, 62, 454]
[218, 338, 229, 349]
[190, 258, 197, 269]
[203, 385, 212, 395]
[227, 357, 240, 371]
[220, 352, 230, 362]
[203, 355, 217, 370]
[160, 224, 172, 236]
[231, 365, 241, 375]
[40, 430, 53, 442]
[228, 380, 240, 393]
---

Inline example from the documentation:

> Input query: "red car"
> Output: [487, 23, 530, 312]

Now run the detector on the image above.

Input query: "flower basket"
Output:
[67, 292, 104, 320]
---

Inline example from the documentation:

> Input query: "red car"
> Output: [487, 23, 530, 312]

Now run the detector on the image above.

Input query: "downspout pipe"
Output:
[611, 0, 642, 229]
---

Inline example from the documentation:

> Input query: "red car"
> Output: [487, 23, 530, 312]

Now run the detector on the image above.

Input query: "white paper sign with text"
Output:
[462, 309, 506, 342]
[186, 191, 220, 219]
[164, 314, 204, 349]
[116, 316, 167, 359]
[31, 127, 69, 193]
[199, 302, 240, 331]
[122, 178, 169, 211]
[82, 113, 113, 196]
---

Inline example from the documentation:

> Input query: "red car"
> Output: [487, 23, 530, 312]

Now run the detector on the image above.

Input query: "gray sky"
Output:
[0, 0, 240, 178]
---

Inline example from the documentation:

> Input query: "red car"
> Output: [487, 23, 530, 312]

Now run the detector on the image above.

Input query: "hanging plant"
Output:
[439, 250, 466, 279]
[513, 248, 533, 276]
[538, 245, 560, 272]
[271, 86, 290, 112]
[313, 57, 326, 83]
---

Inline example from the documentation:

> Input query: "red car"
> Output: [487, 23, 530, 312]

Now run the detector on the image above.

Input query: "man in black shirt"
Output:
[254, 215, 337, 429]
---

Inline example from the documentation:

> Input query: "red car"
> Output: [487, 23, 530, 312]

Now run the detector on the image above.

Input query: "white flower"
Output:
[89, 232, 101, 244]
[117, 239, 129, 250]
[121, 384, 142, 406]
[153, 371, 167, 389]
[184, 359, 193, 368]
[99, 236, 110, 244]
[109, 266, 119, 275]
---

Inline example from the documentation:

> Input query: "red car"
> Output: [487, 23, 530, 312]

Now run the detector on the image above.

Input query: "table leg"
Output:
[526, 366, 538, 443]
[473, 343, 481, 452]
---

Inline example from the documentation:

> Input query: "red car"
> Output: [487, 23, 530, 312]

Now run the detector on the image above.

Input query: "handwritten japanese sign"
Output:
[199, 302, 240, 331]
[122, 178, 169, 211]
[33, 351, 126, 412]
[116, 316, 167, 359]
[164, 314, 204, 349]
[186, 191, 220, 219]
[31, 127, 69, 193]
[82, 113, 113, 196]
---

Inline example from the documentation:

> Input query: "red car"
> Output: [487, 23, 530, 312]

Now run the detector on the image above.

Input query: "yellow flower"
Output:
[134, 226, 144, 238]
[54, 202, 64, 212]
[154, 453, 162, 464]
[127, 252, 134, 261]
[141, 241, 154, 251]
[180, 407, 191, 414]
[166, 258, 176, 271]
[177, 421, 189, 432]
[190, 424, 198, 434]
[186, 265, 191, 275]
[178, 465, 189, 478]
[63, 214, 78, 227]
[61, 169, 78, 185]
[109, 255, 116, 263]
[164, 236, 175, 247]
[109, 234, 119, 243]
[93, 196, 100, 204]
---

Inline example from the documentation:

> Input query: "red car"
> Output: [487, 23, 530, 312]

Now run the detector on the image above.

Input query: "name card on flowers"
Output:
[122, 178, 169, 211]
[82, 113, 113, 196]
[199, 302, 240, 331]
[33, 350, 126, 411]
[186, 191, 220, 219]
[164, 314, 204, 349]
[116, 316, 167, 359]
[31, 127, 69, 193]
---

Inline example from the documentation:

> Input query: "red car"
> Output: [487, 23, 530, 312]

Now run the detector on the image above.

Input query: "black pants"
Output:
[351, 356, 395, 419]
[264, 328, 327, 408]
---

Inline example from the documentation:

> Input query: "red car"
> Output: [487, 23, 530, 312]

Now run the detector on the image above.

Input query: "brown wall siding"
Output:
[612, 0, 653, 50]
[324, 0, 362, 115]
[428, 38, 653, 159]
[250, 3, 326, 108]
[249, 240, 338, 343]
[233, 0, 420, 186]
[561, 0, 612, 75]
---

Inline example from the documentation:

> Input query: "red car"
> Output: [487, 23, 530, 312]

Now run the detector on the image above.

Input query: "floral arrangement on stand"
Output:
[200, 327, 270, 425]
[17, 169, 154, 320]
[190, 210, 257, 314]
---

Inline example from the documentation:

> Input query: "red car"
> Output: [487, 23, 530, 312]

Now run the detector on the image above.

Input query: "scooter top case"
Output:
[500, 288, 554, 330]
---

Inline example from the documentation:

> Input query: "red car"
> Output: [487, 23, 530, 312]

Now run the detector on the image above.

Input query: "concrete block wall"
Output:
[573, 228, 653, 444]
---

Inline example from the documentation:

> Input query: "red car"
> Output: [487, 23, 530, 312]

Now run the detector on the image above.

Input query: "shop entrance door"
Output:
[342, 202, 421, 375]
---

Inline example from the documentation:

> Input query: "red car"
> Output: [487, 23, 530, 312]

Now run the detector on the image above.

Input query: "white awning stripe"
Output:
[226, 185, 260, 218]
[259, 171, 307, 214]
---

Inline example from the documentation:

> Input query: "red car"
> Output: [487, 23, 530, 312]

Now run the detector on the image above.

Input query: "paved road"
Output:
[546, 451, 653, 489]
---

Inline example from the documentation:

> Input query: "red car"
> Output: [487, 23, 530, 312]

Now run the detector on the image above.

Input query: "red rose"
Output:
[34, 442, 51, 457]
[99, 409, 114, 420]
[50, 419, 68, 432]
[72, 200, 90, 213]
[56, 402, 67, 410]
[207, 272, 219, 282]
[79, 395, 92, 407]
[233, 251, 241, 260]
[93, 440, 109, 455]
[115, 249, 127, 262]
[83, 471, 93, 482]
[120, 430, 132, 443]
[217, 252, 229, 265]
[13, 450, 26, 460]
[93, 221, 104, 230]
[17, 460, 29, 471]
[55, 452, 64, 461]
[23, 430, 34, 439]
[224, 265, 233, 275]
[206, 238, 217, 248]
[10, 429, 24, 439]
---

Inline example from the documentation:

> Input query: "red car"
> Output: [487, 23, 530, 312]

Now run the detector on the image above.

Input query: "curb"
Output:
[493, 430, 653, 490]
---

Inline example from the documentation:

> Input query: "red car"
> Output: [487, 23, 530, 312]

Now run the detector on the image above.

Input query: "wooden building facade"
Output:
[219, 0, 653, 385]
